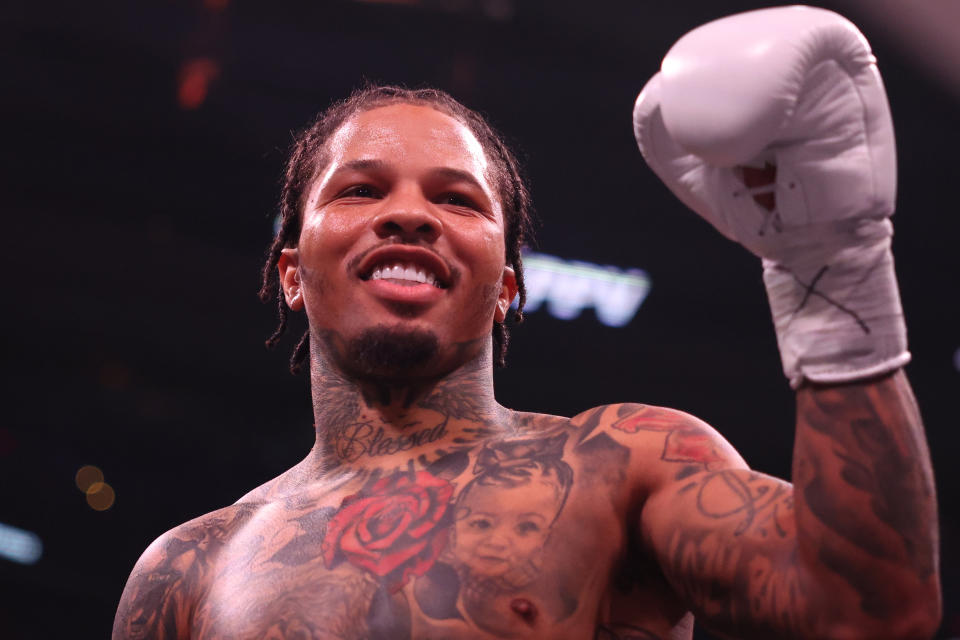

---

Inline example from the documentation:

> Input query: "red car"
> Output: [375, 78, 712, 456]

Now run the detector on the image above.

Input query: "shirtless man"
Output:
[113, 7, 941, 639]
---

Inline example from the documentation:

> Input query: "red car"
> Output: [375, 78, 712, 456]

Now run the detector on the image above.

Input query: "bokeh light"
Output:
[177, 58, 220, 110]
[0, 522, 42, 565]
[85, 482, 116, 511]
[75, 465, 104, 493]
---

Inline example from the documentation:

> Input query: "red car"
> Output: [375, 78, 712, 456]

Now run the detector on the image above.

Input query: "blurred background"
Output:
[3, 0, 958, 637]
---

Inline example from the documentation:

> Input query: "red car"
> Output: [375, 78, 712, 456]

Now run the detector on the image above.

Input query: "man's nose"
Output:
[372, 195, 442, 243]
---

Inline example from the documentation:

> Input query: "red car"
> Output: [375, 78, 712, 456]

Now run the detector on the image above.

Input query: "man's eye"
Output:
[340, 184, 379, 199]
[439, 193, 476, 209]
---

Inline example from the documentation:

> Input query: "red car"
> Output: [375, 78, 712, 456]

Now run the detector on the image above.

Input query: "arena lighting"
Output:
[0, 522, 43, 565]
[516, 252, 651, 327]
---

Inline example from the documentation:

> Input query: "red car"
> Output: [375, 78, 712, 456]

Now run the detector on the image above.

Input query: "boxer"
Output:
[114, 7, 940, 639]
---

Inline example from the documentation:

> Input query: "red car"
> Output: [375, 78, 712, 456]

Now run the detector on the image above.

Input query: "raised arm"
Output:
[641, 371, 939, 639]
[632, 6, 941, 638]
[794, 372, 938, 631]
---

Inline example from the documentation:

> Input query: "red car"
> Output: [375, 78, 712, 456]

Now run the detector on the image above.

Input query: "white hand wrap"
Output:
[633, 6, 909, 388]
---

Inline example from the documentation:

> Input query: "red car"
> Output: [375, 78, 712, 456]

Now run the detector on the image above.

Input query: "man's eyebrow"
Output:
[325, 161, 488, 194]
[428, 167, 486, 190]
[329, 158, 389, 178]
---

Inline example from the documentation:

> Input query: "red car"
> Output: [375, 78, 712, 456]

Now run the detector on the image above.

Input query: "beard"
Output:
[341, 324, 441, 381]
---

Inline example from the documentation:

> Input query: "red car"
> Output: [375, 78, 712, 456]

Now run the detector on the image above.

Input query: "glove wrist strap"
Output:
[761, 219, 910, 388]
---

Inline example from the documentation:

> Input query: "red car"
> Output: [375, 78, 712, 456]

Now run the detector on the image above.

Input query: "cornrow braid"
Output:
[259, 84, 534, 374]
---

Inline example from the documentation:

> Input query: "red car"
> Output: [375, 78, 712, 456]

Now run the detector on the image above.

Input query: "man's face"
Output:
[279, 103, 517, 377]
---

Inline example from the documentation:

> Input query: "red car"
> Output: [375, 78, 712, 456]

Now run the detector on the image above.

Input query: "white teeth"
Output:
[367, 262, 441, 287]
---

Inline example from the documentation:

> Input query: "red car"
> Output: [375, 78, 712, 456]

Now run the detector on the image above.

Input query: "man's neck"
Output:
[306, 338, 511, 476]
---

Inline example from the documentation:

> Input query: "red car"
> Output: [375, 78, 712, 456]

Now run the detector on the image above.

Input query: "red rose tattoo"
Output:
[322, 470, 454, 592]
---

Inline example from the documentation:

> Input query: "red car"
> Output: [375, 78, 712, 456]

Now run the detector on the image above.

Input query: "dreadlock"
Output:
[258, 85, 534, 374]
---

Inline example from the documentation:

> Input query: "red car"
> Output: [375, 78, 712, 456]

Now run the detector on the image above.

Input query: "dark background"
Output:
[3, 0, 958, 637]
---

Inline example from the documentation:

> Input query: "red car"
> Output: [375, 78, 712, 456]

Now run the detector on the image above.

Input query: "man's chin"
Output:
[341, 324, 441, 381]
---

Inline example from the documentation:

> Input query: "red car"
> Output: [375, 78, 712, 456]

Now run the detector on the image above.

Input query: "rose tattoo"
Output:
[322, 470, 454, 592]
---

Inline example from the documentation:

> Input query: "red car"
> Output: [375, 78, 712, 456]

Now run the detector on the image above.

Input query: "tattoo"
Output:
[113, 505, 256, 639]
[696, 471, 792, 538]
[311, 432, 580, 637]
[417, 363, 496, 423]
[306, 329, 511, 472]
[661, 471, 810, 638]
[322, 467, 455, 593]
[120, 400, 728, 639]
[267, 507, 336, 567]
[611, 404, 725, 472]
[596, 622, 664, 640]
[331, 420, 449, 462]
[795, 373, 938, 621]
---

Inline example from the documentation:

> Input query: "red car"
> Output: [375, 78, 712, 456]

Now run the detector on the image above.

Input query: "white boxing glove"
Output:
[633, 5, 909, 388]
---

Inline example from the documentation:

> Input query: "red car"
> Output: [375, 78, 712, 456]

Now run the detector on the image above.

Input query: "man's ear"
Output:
[277, 247, 304, 311]
[495, 266, 518, 323]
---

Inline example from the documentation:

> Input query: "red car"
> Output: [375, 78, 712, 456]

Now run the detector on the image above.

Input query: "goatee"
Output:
[344, 324, 440, 380]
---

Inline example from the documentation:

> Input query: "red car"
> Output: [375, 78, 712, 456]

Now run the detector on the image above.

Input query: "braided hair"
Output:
[259, 85, 534, 374]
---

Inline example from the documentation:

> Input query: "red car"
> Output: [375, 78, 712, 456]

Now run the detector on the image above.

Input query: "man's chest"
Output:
[192, 429, 640, 639]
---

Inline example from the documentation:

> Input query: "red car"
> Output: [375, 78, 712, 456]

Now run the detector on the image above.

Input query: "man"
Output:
[114, 7, 940, 639]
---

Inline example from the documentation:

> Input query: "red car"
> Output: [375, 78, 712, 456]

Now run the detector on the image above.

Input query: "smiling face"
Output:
[278, 103, 518, 379]
[451, 475, 559, 583]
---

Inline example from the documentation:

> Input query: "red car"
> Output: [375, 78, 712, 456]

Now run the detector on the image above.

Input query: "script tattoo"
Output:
[332, 420, 449, 462]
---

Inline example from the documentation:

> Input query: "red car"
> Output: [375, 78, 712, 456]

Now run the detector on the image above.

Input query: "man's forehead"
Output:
[324, 103, 490, 178]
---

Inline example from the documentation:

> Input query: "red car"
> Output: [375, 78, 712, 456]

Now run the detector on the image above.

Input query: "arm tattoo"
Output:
[660, 471, 811, 638]
[695, 471, 792, 538]
[611, 404, 725, 474]
[653, 374, 938, 638]
[794, 372, 939, 618]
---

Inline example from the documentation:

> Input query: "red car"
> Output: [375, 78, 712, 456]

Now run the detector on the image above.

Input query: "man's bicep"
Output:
[641, 467, 814, 638]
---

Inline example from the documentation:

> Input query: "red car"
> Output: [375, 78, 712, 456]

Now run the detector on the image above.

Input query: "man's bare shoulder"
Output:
[567, 403, 747, 486]
[112, 502, 260, 640]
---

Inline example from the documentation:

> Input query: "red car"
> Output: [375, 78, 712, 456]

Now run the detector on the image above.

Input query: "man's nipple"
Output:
[510, 598, 538, 625]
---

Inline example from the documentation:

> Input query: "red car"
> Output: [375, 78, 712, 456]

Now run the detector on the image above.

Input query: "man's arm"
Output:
[641, 370, 940, 639]
[631, 6, 943, 637]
